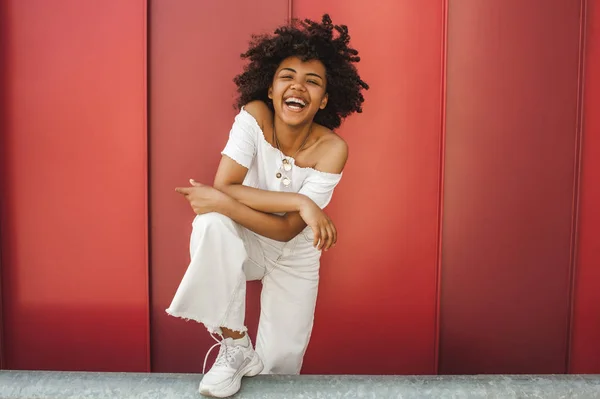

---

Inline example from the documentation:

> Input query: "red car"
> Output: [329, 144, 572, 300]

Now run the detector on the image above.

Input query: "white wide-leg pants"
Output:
[166, 212, 321, 374]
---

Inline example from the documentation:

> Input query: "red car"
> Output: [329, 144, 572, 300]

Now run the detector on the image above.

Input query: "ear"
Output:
[268, 86, 273, 100]
[320, 93, 329, 109]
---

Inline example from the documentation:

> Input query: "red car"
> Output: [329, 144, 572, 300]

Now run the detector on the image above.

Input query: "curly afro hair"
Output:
[233, 14, 369, 130]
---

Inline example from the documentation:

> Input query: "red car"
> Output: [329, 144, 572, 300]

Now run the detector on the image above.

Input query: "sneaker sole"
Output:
[199, 354, 264, 398]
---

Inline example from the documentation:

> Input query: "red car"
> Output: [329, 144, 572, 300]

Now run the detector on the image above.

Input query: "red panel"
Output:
[149, 1, 289, 372]
[440, 0, 583, 374]
[0, 0, 7, 369]
[570, 0, 600, 373]
[0, 0, 149, 371]
[292, 1, 444, 374]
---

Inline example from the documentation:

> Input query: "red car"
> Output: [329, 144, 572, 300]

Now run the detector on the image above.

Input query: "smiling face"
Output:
[268, 56, 329, 127]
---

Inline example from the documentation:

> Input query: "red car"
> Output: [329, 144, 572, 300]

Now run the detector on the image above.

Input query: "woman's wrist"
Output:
[216, 193, 237, 217]
[295, 194, 312, 212]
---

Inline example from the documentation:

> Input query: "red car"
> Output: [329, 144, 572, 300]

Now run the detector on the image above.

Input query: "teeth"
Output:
[285, 97, 306, 106]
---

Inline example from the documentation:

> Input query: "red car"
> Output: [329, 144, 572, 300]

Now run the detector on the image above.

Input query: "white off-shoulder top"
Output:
[221, 107, 342, 209]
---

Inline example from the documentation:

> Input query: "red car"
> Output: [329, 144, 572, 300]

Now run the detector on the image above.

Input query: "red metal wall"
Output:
[570, 0, 600, 374]
[148, 0, 289, 373]
[0, 0, 149, 371]
[439, 0, 584, 374]
[2, 0, 600, 375]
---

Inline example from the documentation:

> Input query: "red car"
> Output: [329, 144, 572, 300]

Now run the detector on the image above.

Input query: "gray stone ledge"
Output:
[1, 371, 600, 399]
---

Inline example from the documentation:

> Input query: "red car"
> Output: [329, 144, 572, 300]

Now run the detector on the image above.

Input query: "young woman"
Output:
[169, 14, 368, 398]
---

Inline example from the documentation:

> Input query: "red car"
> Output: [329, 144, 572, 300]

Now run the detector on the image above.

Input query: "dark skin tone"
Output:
[175, 56, 349, 339]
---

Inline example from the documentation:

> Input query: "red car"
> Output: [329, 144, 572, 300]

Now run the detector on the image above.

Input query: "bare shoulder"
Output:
[313, 127, 349, 174]
[320, 131, 349, 158]
[242, 100, 272, 130]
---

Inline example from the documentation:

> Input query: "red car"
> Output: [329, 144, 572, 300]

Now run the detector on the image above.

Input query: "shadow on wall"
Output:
[2, 304, 147, 372]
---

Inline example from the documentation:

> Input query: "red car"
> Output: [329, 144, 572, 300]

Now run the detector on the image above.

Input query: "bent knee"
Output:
[189, 213, 243, 258]
[192, 212, 235, 230]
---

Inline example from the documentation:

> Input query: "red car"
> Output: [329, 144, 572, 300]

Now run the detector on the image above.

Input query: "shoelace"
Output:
[202, 333, 242, 374]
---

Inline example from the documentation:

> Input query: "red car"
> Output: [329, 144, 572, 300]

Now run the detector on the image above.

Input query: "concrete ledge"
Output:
[1, 371, 600, 399]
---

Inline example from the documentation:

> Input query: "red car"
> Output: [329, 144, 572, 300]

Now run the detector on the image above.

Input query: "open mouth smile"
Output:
[284, 96, 308, 111]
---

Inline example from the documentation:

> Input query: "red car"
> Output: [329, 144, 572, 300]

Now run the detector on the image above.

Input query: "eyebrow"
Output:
[280, 67, 323, 80]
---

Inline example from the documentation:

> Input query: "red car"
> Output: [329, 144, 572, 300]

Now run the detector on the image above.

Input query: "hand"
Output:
[175, 179, 231, 215]
[298, 198, 337, 251]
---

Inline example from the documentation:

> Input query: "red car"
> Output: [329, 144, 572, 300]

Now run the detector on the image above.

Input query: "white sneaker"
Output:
[199, 334, 263, 398]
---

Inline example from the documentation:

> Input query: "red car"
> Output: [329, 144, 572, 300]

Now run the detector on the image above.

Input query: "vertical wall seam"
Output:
[143, 0, 151, 373]
[0, 0, 8, 371]
[565, 0, 588, 374]
[288, 0, 293, 23]
[434, 0, 449, 375]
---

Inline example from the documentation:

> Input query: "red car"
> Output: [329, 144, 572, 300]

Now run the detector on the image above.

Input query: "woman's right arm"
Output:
[180, 181, 334, 248]
[214, 156, 311, 213]
[219, 194, 307, 243]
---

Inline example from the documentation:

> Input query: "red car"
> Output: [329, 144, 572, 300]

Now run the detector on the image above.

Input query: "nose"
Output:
[290, 81, 306, 92]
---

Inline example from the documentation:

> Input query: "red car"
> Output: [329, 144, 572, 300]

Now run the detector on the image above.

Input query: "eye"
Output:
[307, 80, 320, 85]
[280, 75, 293, 80]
